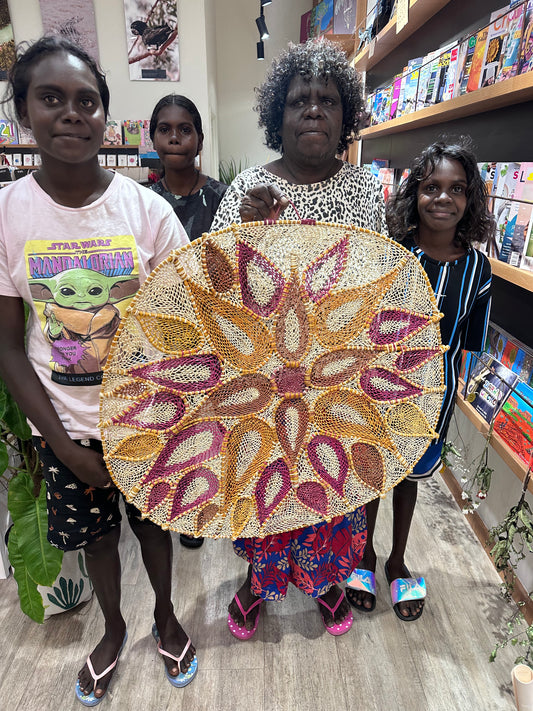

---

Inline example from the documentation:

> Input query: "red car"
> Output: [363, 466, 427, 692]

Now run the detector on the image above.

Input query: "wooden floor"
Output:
[0, 475, 519, 711]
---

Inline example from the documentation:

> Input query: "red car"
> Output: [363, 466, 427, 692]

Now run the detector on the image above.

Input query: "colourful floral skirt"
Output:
[233, 507, 367, 601]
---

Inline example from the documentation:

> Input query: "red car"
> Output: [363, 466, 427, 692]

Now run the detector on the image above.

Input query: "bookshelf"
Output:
[455, 385, 533, 495]
[352, 0, 455, 73]
[489, 258, 533, 292]
[359, 70, 533, 139]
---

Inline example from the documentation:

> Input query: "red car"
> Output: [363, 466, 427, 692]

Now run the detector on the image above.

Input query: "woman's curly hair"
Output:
[386, 139, 496, 250]
[255, 39, 365, 154]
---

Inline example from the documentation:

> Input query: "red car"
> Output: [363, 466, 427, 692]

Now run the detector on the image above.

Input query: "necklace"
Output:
[162, 169, 200, 198]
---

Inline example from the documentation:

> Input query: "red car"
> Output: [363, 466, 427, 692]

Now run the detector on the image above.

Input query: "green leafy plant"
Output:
[0, 376, 63, 623]
[219, 157, 249, 186]
[490, 599, 533, 668]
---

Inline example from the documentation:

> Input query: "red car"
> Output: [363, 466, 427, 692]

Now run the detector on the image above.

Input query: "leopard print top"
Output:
[211, 162, 387, 234]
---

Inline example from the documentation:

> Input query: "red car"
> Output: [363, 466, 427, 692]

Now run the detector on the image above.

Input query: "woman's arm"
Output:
[0, 295, 112, 488]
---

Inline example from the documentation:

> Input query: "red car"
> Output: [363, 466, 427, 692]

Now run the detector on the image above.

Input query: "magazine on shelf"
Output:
[494, 381, 533, 465]
[518, 0, 533, 73]
[490, 162, 521, 259]
[466, 25, 490, 92]
[479, 6, 513, 89]
[463, 352, 519, 424]
[435, 44, 458, 103]
[499, 162, 533, 266]
[458, 35, 478, 94]
[398, 57, 423, 116]
[389, 74, 403, 120]
[442, 44, 461, 101]
[497, 3, 526, 81]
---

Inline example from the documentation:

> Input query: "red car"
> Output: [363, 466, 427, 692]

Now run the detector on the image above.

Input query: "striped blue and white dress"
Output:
[403, 236, 492, 442]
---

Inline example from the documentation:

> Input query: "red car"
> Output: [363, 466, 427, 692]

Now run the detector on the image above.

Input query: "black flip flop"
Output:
[384, 561, 426, 622]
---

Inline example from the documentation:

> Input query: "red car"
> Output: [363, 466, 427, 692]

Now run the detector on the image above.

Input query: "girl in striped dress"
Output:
[346, 140, 495, 621]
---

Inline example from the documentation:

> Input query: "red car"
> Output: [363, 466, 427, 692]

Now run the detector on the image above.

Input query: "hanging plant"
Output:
[457, 420, 495, 514]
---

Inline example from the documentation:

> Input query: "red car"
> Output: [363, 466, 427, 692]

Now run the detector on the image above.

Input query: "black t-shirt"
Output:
[151, 177, 228, 241]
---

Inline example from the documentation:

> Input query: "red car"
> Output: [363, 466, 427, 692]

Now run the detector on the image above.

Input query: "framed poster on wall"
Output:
[124, 0, 179, 81]
[0, 0, 15, 80]
[38, 0, 99, 60]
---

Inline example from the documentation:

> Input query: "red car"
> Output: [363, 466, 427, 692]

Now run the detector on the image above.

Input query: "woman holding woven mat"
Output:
[212, 39, 386, 637]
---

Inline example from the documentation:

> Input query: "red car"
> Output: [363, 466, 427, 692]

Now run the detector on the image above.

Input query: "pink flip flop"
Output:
[227, 594, 262, 640]
[317, 591, 354, 636]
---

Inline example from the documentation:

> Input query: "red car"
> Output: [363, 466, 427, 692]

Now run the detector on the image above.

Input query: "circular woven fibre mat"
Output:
[100, 220, 446, 539]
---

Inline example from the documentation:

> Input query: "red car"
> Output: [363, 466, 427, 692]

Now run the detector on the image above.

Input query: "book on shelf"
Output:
[17, 126, 36, 145]
[479, 161, 498, 195]
[499, 162, 533, 266]
[103, 120, 123, 146]
[497, 3, 526, 81]
[494, 380, 533, 465]
[521, 210, 533, 271]
[370, 158, 389, 178]
[435, 44, 458, 103]
[463, 352, 519, 424]
[518, 0, 533, 74]
[123, 120, 143, 146]
[0, 120, 18, 146]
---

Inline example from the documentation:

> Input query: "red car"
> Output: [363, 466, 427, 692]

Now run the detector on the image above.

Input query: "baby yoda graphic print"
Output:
[26, 235, 140, 386]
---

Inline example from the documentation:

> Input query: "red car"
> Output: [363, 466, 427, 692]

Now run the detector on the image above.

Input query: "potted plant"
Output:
[1, 375, 90, 622]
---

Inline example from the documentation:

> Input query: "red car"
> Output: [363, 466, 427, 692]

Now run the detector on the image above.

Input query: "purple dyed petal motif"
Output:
[307, 434, 349, 496]
[143, 421, 226, 485]
[303, 236, 348, 302]
[111, 391, 185, 431]
[359, 367, 422, 402]
[169, 467, 220, 519]
[296, 481, 329, 516]
[130, 354, 222, 393]
[237, 241, 285, 317]
[368, 309, 429, 346]
[255, 459, 291, 524]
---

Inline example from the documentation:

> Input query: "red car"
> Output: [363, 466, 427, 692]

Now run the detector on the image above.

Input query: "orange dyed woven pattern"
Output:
[99, 221, 446, 539]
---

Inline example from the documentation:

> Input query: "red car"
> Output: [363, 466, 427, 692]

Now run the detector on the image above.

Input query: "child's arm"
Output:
[0, 295, 112, 489]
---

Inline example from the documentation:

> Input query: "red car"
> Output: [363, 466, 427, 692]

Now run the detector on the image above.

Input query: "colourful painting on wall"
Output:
[38, 0, 99, 61]
[124, 0, 179, 81]
[0, 0, 15, 81]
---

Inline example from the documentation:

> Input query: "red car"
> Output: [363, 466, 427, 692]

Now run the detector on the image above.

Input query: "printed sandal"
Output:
[384, 561, 426, 622]
[75, 631, 128, 707]
[345, 568, 377, 613]
[152, 624, 198, 688]
[317, 591, 354, 636]
[227, 594, 262, 640]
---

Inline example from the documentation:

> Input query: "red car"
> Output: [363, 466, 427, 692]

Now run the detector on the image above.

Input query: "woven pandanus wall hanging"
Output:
[100, 221, 447, 539]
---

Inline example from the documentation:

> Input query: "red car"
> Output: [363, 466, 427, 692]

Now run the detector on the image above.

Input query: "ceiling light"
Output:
[261, 0, 272, 6]
[257, 40, 265, 60]
[256, 14, 269, 40]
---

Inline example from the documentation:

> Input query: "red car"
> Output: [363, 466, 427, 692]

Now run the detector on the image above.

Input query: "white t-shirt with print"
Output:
[0, 172, 189, 439]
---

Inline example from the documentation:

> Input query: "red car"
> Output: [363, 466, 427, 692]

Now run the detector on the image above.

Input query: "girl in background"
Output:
[346, 139, 494, 622]
[150, 94, 227, 243]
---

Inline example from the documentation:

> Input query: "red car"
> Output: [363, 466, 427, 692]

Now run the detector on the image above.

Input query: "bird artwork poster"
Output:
[38, 0, 100, 62]
[123, 0, 179, 81]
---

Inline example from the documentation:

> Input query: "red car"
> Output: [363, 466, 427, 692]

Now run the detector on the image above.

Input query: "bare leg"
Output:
[128, 517, 195, 676]
[346, 497, 379, 610]
[77, 525, 126, 699]
[228, 564, 262, 631]
[386, 478, 423, 618]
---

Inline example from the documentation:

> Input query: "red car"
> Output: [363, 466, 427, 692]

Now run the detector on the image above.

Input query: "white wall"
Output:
[8, 0, 217, 175]
[214, 0, 311, 169]
[447, 411, 533, 593]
